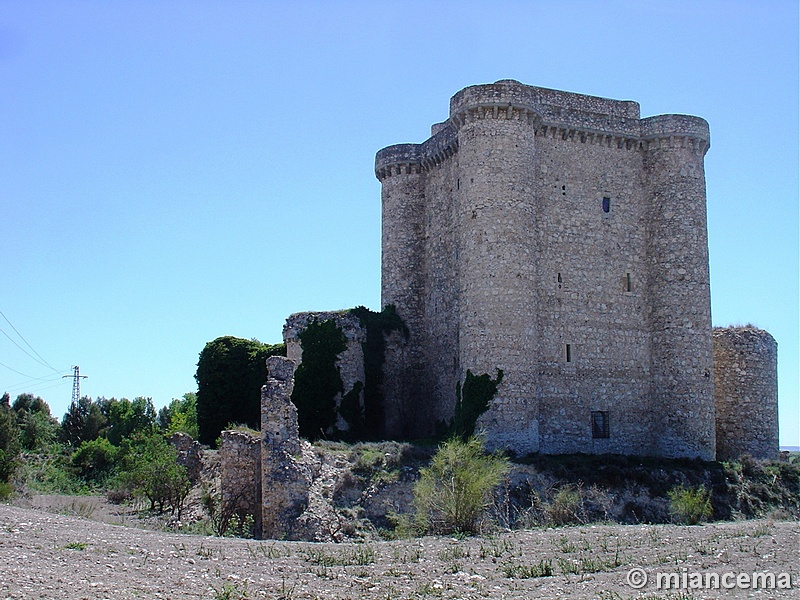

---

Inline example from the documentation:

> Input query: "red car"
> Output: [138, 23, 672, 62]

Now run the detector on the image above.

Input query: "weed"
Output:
[211, 581, 249, 600]
[668, 485, 713, 525]
[478, 536, 515, 559]
[304, 544, 376, 566]
[502, 559, 554, 578]
[64, 541, 87, 551]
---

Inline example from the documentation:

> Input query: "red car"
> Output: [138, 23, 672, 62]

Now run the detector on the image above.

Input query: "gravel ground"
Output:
[1, 504, 798, 599]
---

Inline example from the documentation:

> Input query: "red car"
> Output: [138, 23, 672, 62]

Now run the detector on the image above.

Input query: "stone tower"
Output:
[375, 80, 716, 459]
[713, 326, 779, 460]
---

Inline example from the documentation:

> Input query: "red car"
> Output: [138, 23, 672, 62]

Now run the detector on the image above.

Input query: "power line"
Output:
[0, 309, 63, 374]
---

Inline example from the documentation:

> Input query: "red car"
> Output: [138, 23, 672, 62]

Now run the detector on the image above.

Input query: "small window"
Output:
[557, 272, 563, 283]
[602, 197, 611, 213]
[565, 344, 572, 363]
[625, 272, 632, 292]
[592, 411, 609, 438]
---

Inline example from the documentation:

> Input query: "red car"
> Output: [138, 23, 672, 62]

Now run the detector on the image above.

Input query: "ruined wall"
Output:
[376, 79, 717, 458]
[260, 356, 313, 539]
[284, 311, 365, 433]
[219, 429, 261, 536]
[713, 326, 779, 460]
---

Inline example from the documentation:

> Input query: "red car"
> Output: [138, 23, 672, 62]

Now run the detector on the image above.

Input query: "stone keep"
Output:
[375, 79, 718, 459]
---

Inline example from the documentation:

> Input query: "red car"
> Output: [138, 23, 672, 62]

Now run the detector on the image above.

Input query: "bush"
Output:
[547, 485, 584, 526]
[71, 437, 119, 485]
[668, 485, 713, 524]
[117, 433, 190, 515]
[413, 436, 509, 535]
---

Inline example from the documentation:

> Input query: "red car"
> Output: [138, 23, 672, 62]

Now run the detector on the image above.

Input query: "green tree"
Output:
[12, 393, 59, 451]
[413, 436, 510, 535]
[0, 402, 21, 482]
[71, 437, 119, 484]
[60, 396, 108, 447]
[195, 336, 285, 446]
[102, 397, 157, 445]
[158, 392, 199, 439]
[118, 433, 190, 515]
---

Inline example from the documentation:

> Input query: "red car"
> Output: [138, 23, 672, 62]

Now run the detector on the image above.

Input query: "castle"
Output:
[285, 80, 778, 461]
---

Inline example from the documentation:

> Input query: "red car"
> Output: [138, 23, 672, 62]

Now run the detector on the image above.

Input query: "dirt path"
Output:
[1, 504, 797, 599]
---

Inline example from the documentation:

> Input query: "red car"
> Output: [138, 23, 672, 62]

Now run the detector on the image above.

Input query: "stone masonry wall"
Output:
[284, 311, 366, 433]
[261, 356, 313, 539]
[219, 429, 261, 536]
[713, 326, 779, 460]
[376, 79, 718, 458]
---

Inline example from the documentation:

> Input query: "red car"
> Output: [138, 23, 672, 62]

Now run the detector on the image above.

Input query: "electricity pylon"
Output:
[63, 366, 87, 403]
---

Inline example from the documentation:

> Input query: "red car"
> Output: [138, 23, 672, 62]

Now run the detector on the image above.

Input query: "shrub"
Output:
[668, 484, 713, 524]
[71, 437, 119, 484]
[413, 436, 509, 535]
[117, 433, 190, 515]
[547, 485, 584, 526]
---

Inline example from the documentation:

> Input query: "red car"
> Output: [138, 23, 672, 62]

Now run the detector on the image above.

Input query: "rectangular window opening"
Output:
[602, 196, 611, 213]
[625, 272, 632, 292]
[592, 411, 609, 438]
[565, 343, 572, 363]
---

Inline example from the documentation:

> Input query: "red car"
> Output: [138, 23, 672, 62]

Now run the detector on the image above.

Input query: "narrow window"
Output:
[565, 344, 572, 363]
[457, 178, 460, 190]
[625, 272, 632, 292]
[602, 197, 611, 213]
[592, 411, 610, 438]
[557, 273, 563, 283]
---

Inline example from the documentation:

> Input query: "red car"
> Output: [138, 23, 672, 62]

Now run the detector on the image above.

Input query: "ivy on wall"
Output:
[451, 368, 504, 440]
[349, 305, 408, 440]
[290, 319, 347, 440]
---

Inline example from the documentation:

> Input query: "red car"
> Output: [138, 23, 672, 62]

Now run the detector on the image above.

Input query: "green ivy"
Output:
[349, 305, 408, 440]
[291, 319, 347, 440]
[451, 368, 504, 440]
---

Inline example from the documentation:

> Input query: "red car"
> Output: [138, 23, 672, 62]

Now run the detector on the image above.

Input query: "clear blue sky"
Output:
[1, 1, 797, 446]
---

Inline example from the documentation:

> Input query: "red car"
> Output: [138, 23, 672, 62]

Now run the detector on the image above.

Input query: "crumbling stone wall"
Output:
[219, 429, 261, 536]
[284, 311, 366, 433]
[168, 432, 203, 484]
[260, 356, 313, 539]
[713, 326, 779, 460]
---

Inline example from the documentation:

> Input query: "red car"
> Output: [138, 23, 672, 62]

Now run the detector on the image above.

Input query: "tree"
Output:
[158, 392, 199, 439]
[195, 336, 284, 446]
[12, 393, 59, 451]
[71, 437, 119, 484]
[0, 402, 20, 482]
[60, 396, 108, 447]
[101, 397, 157, 445]
[118, 433, 190, 515]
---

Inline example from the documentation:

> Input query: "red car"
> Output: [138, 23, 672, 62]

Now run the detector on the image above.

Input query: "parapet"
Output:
[641, 114, 710, 154]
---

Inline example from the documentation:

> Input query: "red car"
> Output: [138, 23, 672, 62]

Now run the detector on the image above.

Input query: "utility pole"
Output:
[63, 366, 87, 404]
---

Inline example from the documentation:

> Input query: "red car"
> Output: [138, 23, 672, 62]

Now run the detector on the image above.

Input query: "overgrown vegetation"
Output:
[291, 319, 347, 440]
[349, 305, 408, 439]
[451, 369, 503, 439]
[195, 336, 285, 446]
[668, 485, 713, 524]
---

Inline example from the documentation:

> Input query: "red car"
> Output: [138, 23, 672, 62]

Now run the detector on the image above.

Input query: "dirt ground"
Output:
[1, 501, 798, 600]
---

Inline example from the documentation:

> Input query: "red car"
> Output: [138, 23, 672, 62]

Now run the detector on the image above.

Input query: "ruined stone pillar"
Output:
[260, 356, 311, 539]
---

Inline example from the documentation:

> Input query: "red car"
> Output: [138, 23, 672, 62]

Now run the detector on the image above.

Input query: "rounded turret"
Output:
[713, 326, 779, 460]
[643, 112, 715, 460]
